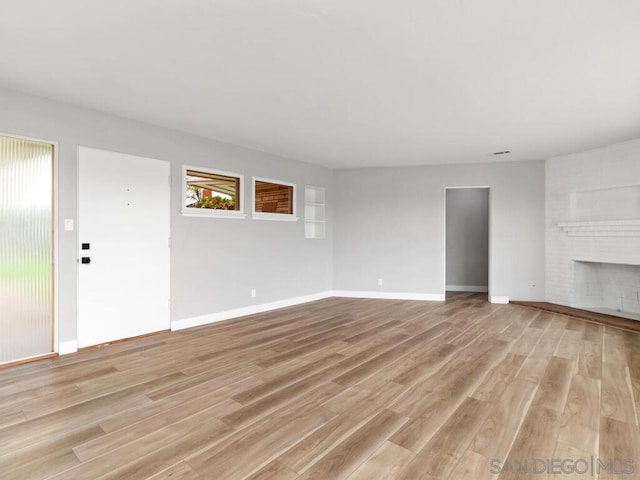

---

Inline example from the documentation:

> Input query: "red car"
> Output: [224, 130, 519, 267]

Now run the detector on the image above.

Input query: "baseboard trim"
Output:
[78, 330, 169, 351]
[332, 290, 446, 301]
[58, 340, 79, 355]
[446, 285, 489, 293]
[490, 295, 510, 304]
[171, 291, 334, 331]
[172, 289, 447, 332]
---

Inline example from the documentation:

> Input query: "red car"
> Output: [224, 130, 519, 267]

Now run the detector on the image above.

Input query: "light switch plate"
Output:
[64, 219, 74, 231]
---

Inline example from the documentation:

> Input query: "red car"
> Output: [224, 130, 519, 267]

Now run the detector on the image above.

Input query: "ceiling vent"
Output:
[492, 150, 511, 156]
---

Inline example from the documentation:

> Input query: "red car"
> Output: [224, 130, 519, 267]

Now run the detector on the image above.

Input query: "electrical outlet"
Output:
[251, 289, 256, 298]
[377, 278, 383, 286]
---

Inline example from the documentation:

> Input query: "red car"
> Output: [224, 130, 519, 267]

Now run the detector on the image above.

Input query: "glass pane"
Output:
[0, 135, 53, 363]
[185, 169, 239, 210]
[255, 181, 293, 214]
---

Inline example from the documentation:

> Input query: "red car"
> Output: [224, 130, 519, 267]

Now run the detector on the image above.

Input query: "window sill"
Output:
[252, 213, 299, 222]
[181, 209, 246, 219]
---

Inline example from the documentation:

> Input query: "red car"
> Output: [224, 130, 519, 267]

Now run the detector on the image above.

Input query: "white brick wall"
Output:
[546, 139, 640, 310]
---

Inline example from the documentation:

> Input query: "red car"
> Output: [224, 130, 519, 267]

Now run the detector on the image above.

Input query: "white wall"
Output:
[0, 86, 552, 354]
[0, 88, 333, 345]
[446, 188, 489, 289]
[333, 161, 545, 301]
[546, 138, 640, 307]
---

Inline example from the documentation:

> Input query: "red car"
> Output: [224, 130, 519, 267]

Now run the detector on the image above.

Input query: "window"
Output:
[182, 166, 245, 218]
[252, 177, 298, 221]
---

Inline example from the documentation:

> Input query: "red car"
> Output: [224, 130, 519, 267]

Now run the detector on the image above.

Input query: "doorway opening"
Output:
[445, 187, 490, 300]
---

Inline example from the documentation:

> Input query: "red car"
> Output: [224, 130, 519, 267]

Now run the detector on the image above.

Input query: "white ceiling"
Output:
[1, 1, 640, 168]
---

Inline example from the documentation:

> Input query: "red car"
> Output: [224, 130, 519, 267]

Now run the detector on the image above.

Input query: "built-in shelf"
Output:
[304, 185, 325, 239]
[558, 219, 640, 237]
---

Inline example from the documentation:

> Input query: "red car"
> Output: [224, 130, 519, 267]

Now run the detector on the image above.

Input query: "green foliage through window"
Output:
[189, 193, 236, 210]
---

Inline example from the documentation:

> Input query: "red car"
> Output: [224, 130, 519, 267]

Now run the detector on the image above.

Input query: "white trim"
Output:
[171, 291, 334, 331]
[75, 147, 80, 354]
[332, 290, 446, 301]
[171, 290, 448, 331]
[252, 176, 297, 221]
[558, 219, 640, 237]
[181, 164, 245, 218]
[446, 285, 489, 292]
[59, 340, 78, 355]
[181, 209, 247, 219]
[252, 212, 299, 222]
[490, 295, 509, 304]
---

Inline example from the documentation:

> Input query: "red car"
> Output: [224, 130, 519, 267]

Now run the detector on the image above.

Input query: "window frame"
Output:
[252, 176, 299, 222]
[181, 165, 246, 219]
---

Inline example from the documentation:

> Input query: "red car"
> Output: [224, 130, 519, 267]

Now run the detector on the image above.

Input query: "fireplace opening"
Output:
[574, 261, 640, 321]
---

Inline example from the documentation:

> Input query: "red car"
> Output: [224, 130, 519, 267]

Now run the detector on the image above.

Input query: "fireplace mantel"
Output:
[558, 219, 640, 237]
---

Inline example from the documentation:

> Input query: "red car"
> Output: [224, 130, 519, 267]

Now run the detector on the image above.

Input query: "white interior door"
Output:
[78, 147, 170, 348]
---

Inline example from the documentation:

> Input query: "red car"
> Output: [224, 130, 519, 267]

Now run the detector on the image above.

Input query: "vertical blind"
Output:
[0, 135, 53, 364]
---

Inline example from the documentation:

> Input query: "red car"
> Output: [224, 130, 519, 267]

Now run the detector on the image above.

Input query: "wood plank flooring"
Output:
[1, 292, 640, 479]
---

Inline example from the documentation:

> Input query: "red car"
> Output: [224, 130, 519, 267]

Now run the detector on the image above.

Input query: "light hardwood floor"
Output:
[1, 293, 639, 479]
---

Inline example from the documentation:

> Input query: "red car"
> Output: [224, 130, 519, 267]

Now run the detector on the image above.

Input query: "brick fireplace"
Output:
[546, 140, 640, 321]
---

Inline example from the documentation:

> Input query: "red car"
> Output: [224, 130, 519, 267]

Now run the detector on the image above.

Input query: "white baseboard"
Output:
[332, 290, 446, 301]
[490, 295, 510, 304]
[446, 285, 489, 293]
[171, 291, 334, 331]
[172, 289, 450, 332]
[58, 340, 78, 355]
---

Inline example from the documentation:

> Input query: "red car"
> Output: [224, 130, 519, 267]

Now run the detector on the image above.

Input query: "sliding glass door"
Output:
[0, 134, 54, 364]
